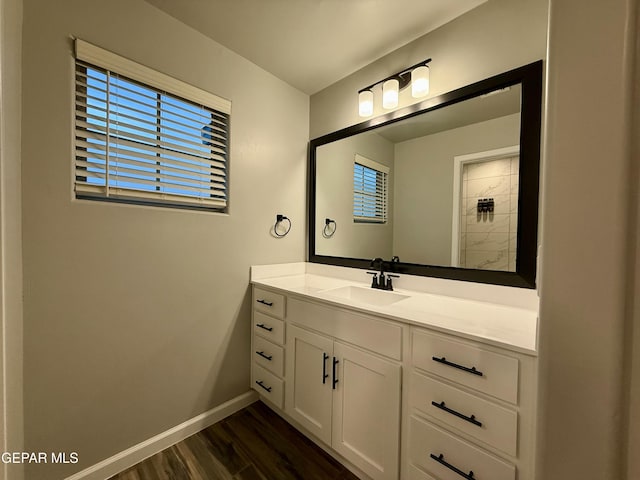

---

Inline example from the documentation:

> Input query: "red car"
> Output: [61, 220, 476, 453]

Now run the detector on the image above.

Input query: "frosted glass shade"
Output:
[411, 65, 430, 98]
[382, 79, 399, 109]
[358, 90, 374, 117]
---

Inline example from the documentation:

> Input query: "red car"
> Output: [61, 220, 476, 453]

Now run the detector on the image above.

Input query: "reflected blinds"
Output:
[353, 154, 388, 223]
[74, 40, 230, 210]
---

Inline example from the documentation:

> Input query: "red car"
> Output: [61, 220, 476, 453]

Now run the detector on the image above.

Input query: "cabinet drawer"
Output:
[409, 371, 518, 456]
[409, 415, 515, 480]
[253, 335, 284, 377]
[253, 287, 285, 319]
[254, 311, 285, 345]
[288, 297, 402, 360]
[406, 464, 437, 480]
[252, 363, 284, 409]
[412, 330, 519, 403]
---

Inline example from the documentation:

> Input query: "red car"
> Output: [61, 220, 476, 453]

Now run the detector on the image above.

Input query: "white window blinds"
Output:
[74, 39, 231, 211]
[353, 154, 389, 223]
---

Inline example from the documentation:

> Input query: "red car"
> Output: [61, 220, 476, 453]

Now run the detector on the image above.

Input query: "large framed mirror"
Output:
[308, 61, 542, 288]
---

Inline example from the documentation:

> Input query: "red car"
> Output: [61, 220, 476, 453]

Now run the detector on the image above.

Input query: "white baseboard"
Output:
[65, 390, 258, 480]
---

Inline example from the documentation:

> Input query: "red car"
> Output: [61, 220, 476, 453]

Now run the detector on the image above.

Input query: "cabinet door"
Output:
[332, 342, 401, 480]
[285, 324, 334, 445]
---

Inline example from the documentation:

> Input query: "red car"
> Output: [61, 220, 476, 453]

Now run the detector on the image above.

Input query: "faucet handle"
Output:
[366, 271, 379, 289]
[386, 274, 400, 291]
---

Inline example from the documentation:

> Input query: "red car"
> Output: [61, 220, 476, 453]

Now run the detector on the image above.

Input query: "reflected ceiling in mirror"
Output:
[309, 62, 543, 288]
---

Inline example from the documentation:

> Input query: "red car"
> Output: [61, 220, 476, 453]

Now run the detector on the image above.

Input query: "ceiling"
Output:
[144, 0, 486, 95]
[374, 84, 521, 144]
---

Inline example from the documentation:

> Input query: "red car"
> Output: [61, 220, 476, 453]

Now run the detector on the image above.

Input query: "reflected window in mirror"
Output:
[353, 155, 389, 224]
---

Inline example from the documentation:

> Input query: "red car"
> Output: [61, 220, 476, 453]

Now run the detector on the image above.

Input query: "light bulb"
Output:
[411, 65, 430, 98]
[358, 90, 374, 117]
[382, 79, 399, 109]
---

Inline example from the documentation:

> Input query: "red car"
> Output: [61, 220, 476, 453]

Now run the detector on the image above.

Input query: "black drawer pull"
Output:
[255, 380, 272, 393]
[431, 401, 482, 427]
[432, 356, 483, 376]
[322, 353, 329, 384]
[256, 351, 273, 361]
[332, 357, 339, 389]
[430, 453, 475, 480]
[256, 299, 273, 307]
[256, 323, 273, 332]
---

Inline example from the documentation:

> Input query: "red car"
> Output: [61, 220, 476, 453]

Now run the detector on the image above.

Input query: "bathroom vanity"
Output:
[250, 262, 538, 480]
[249, 61, 543, 480]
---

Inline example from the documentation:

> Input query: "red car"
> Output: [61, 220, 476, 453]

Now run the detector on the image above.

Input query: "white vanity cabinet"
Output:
[286, 300, 402, 480]
[250, 269, 538, 480]
[405, 329, 537, 480]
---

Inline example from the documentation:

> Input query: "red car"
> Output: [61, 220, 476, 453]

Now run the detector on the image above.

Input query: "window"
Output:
[74, 40, 231, 211]
[353, 154, 389, 223]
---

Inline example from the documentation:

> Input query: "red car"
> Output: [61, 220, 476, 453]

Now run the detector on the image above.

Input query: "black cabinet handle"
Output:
[256, 351, 273, 361]
[256, 323, 273, 332]
[256, 299, 273, 307]
[431, 401, 482, 427]
[332, 357, 339, 389]
[430, 453, 475, 479]
[255, 380, 272, 393]
[432, 356, 483, 376]
[322, 353, 329, 384]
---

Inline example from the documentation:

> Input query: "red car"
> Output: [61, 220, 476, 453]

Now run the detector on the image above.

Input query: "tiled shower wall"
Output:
[459, 156, 519, 271]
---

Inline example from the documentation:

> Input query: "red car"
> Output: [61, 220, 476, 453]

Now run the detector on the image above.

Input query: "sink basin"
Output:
[321, 285, 409, 307]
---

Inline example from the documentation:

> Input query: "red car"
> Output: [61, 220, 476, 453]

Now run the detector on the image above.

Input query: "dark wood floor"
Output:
[109, 401, 360, 480]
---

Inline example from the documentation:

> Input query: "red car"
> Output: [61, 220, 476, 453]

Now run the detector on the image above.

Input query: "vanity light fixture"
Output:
[382, 79, 399, 109]
[411, 65, 430, 98]
[358, 58, 432, 117]
[358, 89, 374, 117]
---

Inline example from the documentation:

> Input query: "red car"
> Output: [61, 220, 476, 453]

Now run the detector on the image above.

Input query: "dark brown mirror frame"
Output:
[308, 60, 543, 289]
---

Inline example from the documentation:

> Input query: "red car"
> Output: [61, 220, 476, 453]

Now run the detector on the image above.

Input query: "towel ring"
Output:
[322, 218, 337, 238]
[274, 214, 292, 237]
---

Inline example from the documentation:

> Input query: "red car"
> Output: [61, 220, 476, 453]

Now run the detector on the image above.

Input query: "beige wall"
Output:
[309, 0, 548, 138]
[537, 0, 635, 478]
[393, 114, 520, 266]
[21, 0, 308, 478]
[0, 0, 24, 478]
[626, 4, 640, 477]
[315, 132, 394, 259]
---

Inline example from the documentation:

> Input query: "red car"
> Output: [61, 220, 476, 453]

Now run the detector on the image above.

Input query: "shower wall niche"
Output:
[458, 154, 519, 271]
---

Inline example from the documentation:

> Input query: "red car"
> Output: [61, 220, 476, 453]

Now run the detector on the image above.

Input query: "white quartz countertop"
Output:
[251, 268, 538, 355]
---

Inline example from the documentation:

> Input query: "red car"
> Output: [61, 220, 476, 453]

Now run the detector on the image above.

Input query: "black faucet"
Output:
[367, 258, 400, 291]
[371, 258, 386, 288]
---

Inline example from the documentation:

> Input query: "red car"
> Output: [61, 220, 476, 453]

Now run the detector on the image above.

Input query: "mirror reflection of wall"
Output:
[316, 84, 521, 271]
[316, 135, 394, 260]
[393, 112, 520, 268]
